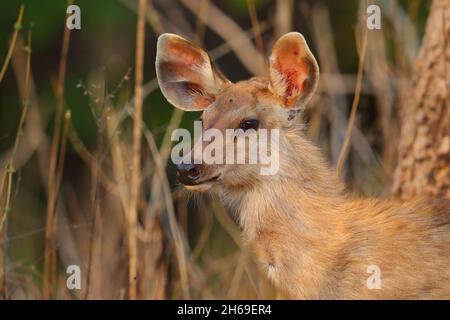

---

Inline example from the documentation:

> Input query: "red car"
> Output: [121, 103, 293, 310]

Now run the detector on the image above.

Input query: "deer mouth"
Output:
[184, 175, 221, 191]
[196, 175, 220, 184]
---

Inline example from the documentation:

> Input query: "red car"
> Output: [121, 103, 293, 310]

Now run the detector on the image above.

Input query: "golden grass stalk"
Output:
[143, 127, 191, 298]
[179, 0, 264, 75]
[0, 25, 32, 300]
[246, 0, 265, 75]
[0, 5, 24, 84]
[194, 0, 209, 45]
[55, 111, 72, 199]
[143, 108, 184, 299]
[43, 0, 73, 299]
[274, 0, 293, 38]
[129, 0, 147, 300]
[85, 138, 103, 300]
[147, 0, 164, 36]
[335, 4, 368, 178]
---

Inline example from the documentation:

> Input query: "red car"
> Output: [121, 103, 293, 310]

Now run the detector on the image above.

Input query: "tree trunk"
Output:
[392, 0, 450, 200]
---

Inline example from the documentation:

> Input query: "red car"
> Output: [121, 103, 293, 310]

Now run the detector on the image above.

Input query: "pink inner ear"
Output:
[276, 54, 309, 107]
[166, 38, 205, 68]
[164, 38, 216, 109]
[273, 43, 310, 107]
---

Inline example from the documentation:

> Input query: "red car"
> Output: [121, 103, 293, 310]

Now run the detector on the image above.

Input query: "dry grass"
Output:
[128, 0, 147, 300]
[1, 14, 32, 299]
[0, 5, 24, 84]
[0, 0, 429, 300]
[43, 0, 73, 299]
[335, 1, 369, 178]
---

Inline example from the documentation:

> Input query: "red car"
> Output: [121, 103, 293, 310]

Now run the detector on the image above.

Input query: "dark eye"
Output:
[240, 119, 259, 131]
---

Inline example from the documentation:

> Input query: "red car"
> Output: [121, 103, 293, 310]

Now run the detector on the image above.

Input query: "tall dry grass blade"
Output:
[274, 0, 293, 38]
[0, 25, 32, 300]
[142, 126, 191, 299]
[0, 5, 24, 84]
[179, 0, 264, 75]
[226, 250, 248, 299]
[54, 111, 71, 227]
[9, 34, 47, 174]
[129, 0, 147, 300]
[361, 1, 397, 184]
[335, 4, 368, 178]
[143, 108, 183, 299]
[85, 160, 102, 300]
[194, 0, 209, 45]
[209, 20, 271, 60]
[306, 3, 349, 166]
[189, 200, 212, 262]
[246, 0, 265, 76]
[147, 0, 165, 35]
[83, 70, 113, 299]
[0, 166, 12, 299]
[49, 110, 71, 294]
[0, 32, 32, 229]
[43, 0, 73, 299]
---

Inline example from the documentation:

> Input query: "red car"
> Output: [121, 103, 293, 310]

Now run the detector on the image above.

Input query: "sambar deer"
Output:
[155, 32, 450, 299]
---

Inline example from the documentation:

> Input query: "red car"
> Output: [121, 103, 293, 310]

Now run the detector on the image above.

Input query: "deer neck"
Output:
[218, 128, 348, 297]
[220, 127, 346, 237]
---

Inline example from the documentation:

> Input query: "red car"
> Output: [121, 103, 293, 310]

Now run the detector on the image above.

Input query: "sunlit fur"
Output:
[156, 32, 450, 299]
[218, 121, 450, 299]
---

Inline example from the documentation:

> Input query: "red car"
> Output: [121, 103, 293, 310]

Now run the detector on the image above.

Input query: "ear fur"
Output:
[156, 33, 230, 111]
[269, 32, 319, 110]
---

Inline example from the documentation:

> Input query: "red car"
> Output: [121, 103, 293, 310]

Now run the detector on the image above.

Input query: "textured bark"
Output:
[392, 0, 450, 200]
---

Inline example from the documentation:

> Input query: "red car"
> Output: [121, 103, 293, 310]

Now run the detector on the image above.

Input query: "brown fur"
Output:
[156, 32, 450, 299]
[223, 128, 450, 299]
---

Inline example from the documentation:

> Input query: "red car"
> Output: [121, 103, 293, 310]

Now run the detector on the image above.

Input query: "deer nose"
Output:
[176, 163, 201, 185]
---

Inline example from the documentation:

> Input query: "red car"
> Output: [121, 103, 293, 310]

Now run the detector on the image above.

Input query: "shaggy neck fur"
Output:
[214, 124, 450, 299]
[218, 126, 350, 298]
[219, 126, 345, 232]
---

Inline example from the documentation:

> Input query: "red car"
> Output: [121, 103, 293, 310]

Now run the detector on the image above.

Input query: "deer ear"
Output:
[156, 33, 230, 111]
[269, 32, 319, 110]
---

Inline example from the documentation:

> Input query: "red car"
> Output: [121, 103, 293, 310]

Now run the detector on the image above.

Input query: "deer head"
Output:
[156, 32, 319, 192]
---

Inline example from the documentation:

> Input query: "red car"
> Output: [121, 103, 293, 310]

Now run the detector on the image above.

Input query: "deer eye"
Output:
[240, 119, 259, 131]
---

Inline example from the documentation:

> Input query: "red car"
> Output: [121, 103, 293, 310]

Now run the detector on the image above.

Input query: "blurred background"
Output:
[0, 0, 432, 299]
